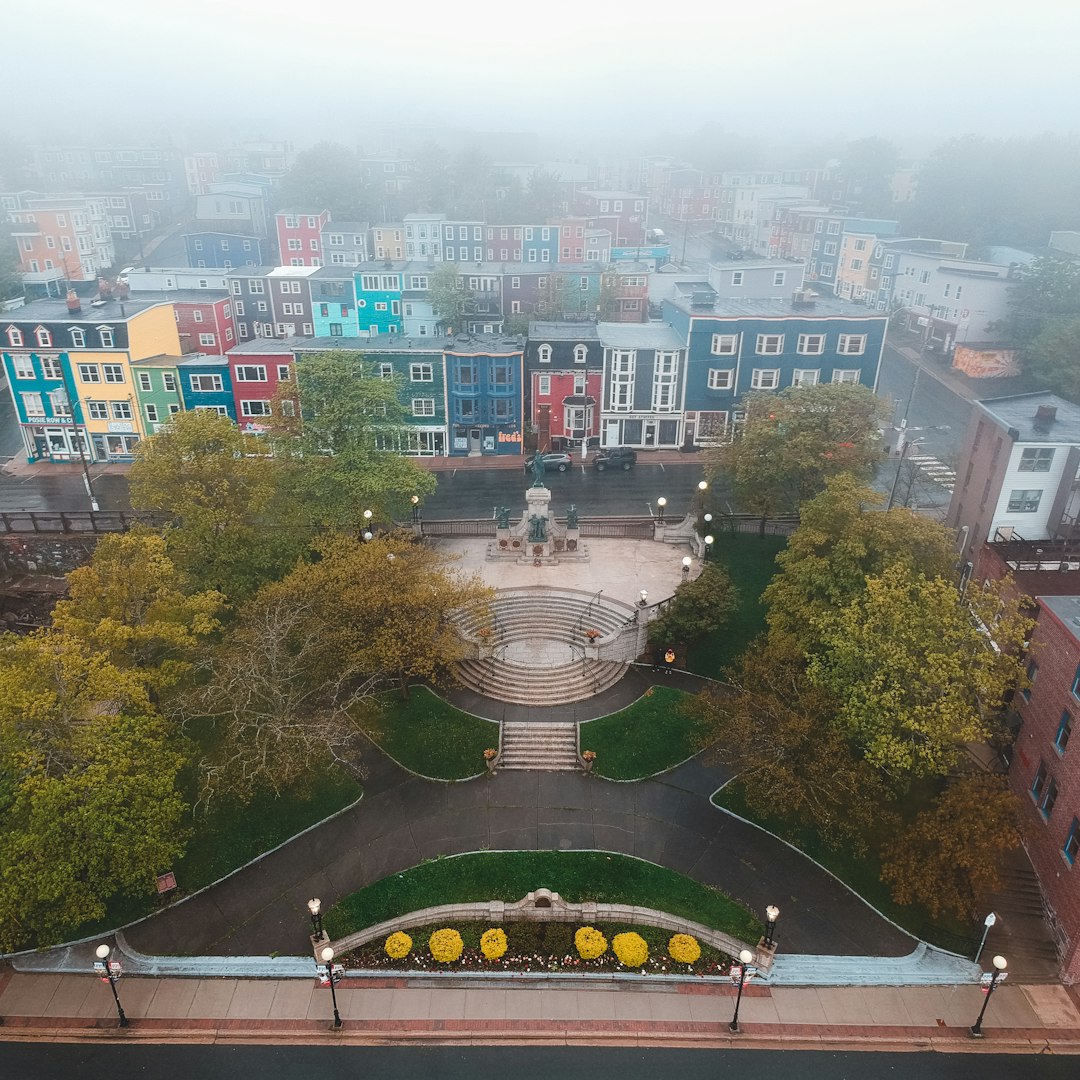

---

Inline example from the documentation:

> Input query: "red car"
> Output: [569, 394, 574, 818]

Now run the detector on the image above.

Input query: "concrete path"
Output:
[116, 746, 915, 960]
[3, 969, 1079, 1052]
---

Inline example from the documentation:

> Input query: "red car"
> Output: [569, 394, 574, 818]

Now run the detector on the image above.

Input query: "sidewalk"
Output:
[2, 970, 1079, 1051]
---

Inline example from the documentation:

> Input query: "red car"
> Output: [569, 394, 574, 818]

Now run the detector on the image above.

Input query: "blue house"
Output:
[355, 268, 403, 336]
[0, 349, 87, 461]
[184, 231, 267, 269]
[445, 337, 524, 457]
[177, 356, 236, 418]
[663, 289, 888, 447]
[521, 225, 559, 266]
[310, 267, 360, 338]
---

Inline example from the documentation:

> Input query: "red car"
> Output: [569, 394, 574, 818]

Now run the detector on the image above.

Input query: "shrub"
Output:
[480, 927, 508, 960]
[384, 931, 413, 959]
[574, 925, 608, 960]
[612, 931, 648, 968]
[428, 927, 464, 963]
[668, 933, 701, 964]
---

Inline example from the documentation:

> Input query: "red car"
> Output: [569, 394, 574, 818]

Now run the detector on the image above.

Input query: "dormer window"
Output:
[35, 326, 52, 347]
[573, 344, 587, 364]
[97, 326, 115, 348]
[538, 344, 552, 363]
[5, 326, 22, 347]
[69, 327, 86, 348]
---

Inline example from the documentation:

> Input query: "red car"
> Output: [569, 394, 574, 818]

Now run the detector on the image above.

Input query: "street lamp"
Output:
[639, 589, 648, 607]
[886, 438, 923, 511]
[656, 496, 667, 525]
[682, 555, 692, 579]
[320, 945, 343, 1029]
[969, 955, 1007, 1038]
[307, 897, 323, 937]
[410, 494, 420, 524]
[95, 943, 128, 1027]
[698, 480, 708, 493]
[704, 534, 714, 559]
[764, 905, 780, 948]
[729, 947, 755, 1033]
[362, 508, 373, 541]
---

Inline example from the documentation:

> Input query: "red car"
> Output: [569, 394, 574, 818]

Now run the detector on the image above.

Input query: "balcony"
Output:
[991, 528, 1080, 571]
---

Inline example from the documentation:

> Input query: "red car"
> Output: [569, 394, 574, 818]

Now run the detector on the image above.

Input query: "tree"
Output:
[1017, 316, 1080, 402]
[524, 168, 561, 220]
[840, 137, 899, 218]
[881, 775, 1020, 919]
[763, 475, 957, 655]
[50, 530, 225, 696]
[429, 262, 472, 332]
[707, 383, 889, 523]
[0, 220, 22, 301]
[411, 142, 453, 212]
[278, 142, 376, 221]
[128, 410, 310, 600]
[268, 349, 436, 529]
[598, 269, 621, 320]
[504, 312, 530, 336]
[649, 565, 738, 646]
[687, 638, 892, 851]
[1000, 254, 1080, 349]
[0, 633, 189, 950]
[808, 565, 1033, 778]
[538, 273, 573, 320]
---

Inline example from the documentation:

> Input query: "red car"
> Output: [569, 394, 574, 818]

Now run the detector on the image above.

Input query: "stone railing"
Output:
[329, 888, 765, 969]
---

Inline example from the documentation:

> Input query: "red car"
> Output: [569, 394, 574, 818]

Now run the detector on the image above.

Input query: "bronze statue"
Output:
[566, 504, 578, 529]
[495, 505, 510, 529]
[530, 454, 546, 487]
[528, 514, 547, 542]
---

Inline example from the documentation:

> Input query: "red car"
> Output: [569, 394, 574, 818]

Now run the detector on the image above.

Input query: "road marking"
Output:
[907, 455, 956, 492]
[658, 462, 666, 472]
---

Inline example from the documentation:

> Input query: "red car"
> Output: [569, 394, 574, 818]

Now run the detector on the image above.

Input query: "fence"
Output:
[418, 516, 656, 540]
[0, 510, 168, 535]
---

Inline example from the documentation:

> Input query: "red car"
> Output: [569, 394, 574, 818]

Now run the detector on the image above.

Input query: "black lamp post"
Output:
[95, 943, 128, 1028]
[308, 897, 323, 937]
[704, 534, 714, 559]
[320, 945, 343, 1029]
[969, 955, 1008, 1037]
[639, 589, 648, 608]
[682, 555, 691, 580]
[764, 905, 780, 948]
[410, 494, 420, 524]
[656, 496, 667, 525]
[362, 509, 373, 541]
[729, 948, 755, 1033]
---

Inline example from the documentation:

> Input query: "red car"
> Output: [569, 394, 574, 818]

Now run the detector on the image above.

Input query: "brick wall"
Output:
[1011, 602, 1080, 982]
[0, 534, 100, 574]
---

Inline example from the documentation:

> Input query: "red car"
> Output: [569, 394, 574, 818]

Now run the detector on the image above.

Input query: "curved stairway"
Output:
[452, 587, 637, 706]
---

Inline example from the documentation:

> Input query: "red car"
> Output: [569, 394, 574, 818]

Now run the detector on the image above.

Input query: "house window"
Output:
[111, 401, 132, 420]
[608, 350, 634, 411]
[41, 357, 62, 379]
[249, 280, 264, 294]
[1007, 489, 1043, 513]
[773, 271, 786, 287]
[199, 333, 216, 347]
[190, 374, 223, 392]
[7, 326, 24, 347]
[20, 392, 45, 417]
[48, 388, 71, 416]
[278, 365, 291, 381]
[1055, 711, 1072, 755]
[1065, 818, 1080, 866]
[751, 369, 780, 390]
[838, 334, 866, 355]
[651, 351, 679, 412]
[193, 309, 204, 323]
[755, 334, 783, 355]
[87, 401, 108, 420]
[574, 344, 587, 364]
[145, 403, 159, 423]
[538, 344, 552, 363]
[102, 364, 124, 383]
[711, 334, 738, 356]
[832, 369, 861, 384]
[1019, 447, 1055, 472]
[537, 374, 551, 396]
[378, 363, 394, 379]
[1031, 761, 1048, 803]
[1022, 660, 1039, 701]
[410, 363, 433, 382]
[707, 369, 734, 390]
[792, 369, 820, 387]
[138, 371, 152, 391]
[231, 281, 242, 296]
[163, 373, 176, 392]
[730, 271, 744, 286]
[412, 398, 435, 416]
[241, 400, 272, 417]
[1041, 778, 1059, 820]
[797, 334, 825, 355]
[69, 327, 86, 347]
[12, 355, 34, 379]
[235, 365, 267, 381]
[98, 327, 114, 348]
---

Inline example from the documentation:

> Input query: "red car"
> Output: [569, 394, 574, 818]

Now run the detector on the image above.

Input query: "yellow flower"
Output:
[612, 931, 648, 968]
[668, 933, 701, 964]
[428, 928, 464, 963]
[574, 926, 608, 960]
[480, 927, 508, 960]
[384, 931, 413, 959]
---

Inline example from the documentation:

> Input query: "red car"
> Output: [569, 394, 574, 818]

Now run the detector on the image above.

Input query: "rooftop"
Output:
[577, 190, 643, 200]
[528, 322, 600, 341]
[668, 292, 883, 320]
[128, 289, 229, 304]
[596, 323, 685, 350]
[977, 392, 1080, 444]
[709, 258, 806, 272]
[7, 296, 167, 322]
[321, 222, 369, 234]
[1036, 595, 1080, 646]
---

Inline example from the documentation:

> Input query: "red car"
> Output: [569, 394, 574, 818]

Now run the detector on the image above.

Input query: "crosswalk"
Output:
[907, 454, 957, 493]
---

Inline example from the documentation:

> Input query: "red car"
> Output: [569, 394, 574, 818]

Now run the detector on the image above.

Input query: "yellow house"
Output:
[371, 225, 405, 261]
[836, 232, 876, 303]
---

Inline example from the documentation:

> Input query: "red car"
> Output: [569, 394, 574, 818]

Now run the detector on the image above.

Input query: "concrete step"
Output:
[457, 659, 628, 705]
[500, 722, 579, 771]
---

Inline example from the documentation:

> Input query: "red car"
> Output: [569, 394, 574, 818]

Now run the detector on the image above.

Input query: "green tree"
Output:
[269, 349, 436, 529]
[649, 565, 738, 646]
[1018, 316, 1080, 402]
[50, 530, 225, 696]
[841, 137, 899, 218]
[0, 219, 22, 301]
[687, 638, 892, 851]
[809, 565, 1033, 777]
[763, 475, 956, 655]
[707, 383, 889, 524]
[881, 775, 1020, 919]
[0, 634, 189, 950]
[429, 262, 472, 331]
[278, 142, 376, 221]
[598, 269, 620, 320]
[128, 410, 310, 600]
[538, 273, 573, 319]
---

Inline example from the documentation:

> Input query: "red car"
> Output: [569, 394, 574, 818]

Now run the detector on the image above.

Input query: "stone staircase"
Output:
[980, 855, 1061, 981]
[499, 722, 580, 771]
[452, 587, 637, 706]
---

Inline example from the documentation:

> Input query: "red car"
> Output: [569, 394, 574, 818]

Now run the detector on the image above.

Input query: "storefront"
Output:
[21, 423, 91, 462]
[601, 414, 682, 449]
[90, 423, 141, 461]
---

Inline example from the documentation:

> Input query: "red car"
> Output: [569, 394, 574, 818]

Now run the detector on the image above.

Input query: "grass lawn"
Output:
[580, 686, 699, 779]
[359, 686, 497, 780]
[325, 850, 761, 944]
[686, 532, 787, 679]
[712, 780, 978, 955]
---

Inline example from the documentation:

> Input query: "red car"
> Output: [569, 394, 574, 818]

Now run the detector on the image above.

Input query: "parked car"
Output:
[593, 447, 637, 471]
[524, 451, 574, 474]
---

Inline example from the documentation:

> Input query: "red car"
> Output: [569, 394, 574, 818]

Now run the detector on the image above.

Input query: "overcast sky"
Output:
[6, 0, 1078, 152]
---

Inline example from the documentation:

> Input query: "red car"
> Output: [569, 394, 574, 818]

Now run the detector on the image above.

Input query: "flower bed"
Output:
[340, 920, 736, 976]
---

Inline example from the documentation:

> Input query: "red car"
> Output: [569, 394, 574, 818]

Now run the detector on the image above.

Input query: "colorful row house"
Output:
[526, 324, 603, 451]
[2, 296, 181, 461]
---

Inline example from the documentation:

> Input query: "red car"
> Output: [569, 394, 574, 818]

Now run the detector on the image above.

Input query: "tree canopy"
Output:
[649, 565, 738, 646]
[278, 142, 377, 222]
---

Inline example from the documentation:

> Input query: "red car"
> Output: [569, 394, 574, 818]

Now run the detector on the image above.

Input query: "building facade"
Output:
[275, 209, 331, 267]
[445, 338, 524, 457]
[526, 323, 603, 451]
[184, 231, 267, 269]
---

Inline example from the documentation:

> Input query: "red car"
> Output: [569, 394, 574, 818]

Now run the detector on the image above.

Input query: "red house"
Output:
[275, 209, 331, 267]
[225, 338, 296, 432]
[525, 323, 602, 451]
[170, 290, 237, 355]
[572, 190, 647, 247]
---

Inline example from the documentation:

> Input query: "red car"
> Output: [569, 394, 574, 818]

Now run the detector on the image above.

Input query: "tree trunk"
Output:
[398, 671, 411, 701]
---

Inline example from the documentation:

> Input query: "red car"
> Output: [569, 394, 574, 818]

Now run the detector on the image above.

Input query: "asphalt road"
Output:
[0, 1045, 1073, 1080]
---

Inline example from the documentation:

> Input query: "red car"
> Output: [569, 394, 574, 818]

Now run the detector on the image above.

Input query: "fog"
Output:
[6, 0, 1078, 151]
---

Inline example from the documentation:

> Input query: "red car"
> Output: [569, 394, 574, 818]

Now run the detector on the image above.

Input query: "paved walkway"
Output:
[2, 969, 1079, 1051]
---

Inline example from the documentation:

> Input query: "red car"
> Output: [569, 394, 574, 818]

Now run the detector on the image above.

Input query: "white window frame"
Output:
[410, 362, 433, 382]
[241, 399, 272, 417]
[831, 369, 861, 384]
[710, 333, 738, 356]
[137, 371, 153, 391]
[750, 368, 780, 390]
[838, 334, 866, 355]
[411, 397, 436, 417]
[235, 365, 267, 382]
[102, 364, 124, 383]
[792, 368, 820, 387]
[707, 369, 734, 390]
[755, 334, 784, 355]
[608, 350, 635, 411]
[189, 374, 224, 392]
[796, 333, 826, 355]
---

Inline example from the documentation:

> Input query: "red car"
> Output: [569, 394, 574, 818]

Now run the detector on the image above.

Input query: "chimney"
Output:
[66, 289, 82, 315]
[1033, 404, 1057, 432]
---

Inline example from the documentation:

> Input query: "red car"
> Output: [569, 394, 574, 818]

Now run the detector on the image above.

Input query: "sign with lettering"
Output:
[497, 431, 522, 443]
[107, 421, 134, 433]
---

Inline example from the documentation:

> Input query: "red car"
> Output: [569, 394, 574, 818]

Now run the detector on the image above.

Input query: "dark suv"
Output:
[593, 446, 637, 471]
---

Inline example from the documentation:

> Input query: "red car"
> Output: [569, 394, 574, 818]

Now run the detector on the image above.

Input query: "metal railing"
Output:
[0, 510, 169, 535]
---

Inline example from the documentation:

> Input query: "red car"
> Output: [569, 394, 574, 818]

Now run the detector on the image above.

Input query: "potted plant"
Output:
[581, 750, 596, 774]
[483, 748, 498, 773]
